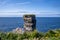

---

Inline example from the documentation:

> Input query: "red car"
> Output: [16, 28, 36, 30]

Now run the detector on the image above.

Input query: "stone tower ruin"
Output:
[23, 14, 36, 31]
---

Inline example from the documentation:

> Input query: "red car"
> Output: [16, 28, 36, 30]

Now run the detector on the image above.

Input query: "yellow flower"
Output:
[55, 34, 59, 37]
[59, 34, 60, 36]
[7, 33, 10, 35]
[45, 37, 48, 39]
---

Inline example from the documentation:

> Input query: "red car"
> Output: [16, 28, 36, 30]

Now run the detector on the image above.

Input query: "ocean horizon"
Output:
[0, 17, 60, 32]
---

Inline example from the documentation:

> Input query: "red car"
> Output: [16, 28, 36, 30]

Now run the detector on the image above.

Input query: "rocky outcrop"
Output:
[12, 14, 36, 34]
[23, 14, 36, 31]
[12, 27, 25, 34]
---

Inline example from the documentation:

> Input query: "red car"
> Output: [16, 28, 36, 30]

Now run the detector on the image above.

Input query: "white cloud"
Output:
[0, 0, 60, 17]
[0, 11, 60, 17]
[15, 2, 31, 5]
[0, 0, 31, 7]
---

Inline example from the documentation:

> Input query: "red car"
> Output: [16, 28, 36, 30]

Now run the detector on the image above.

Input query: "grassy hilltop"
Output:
[0, 29, 60, 40]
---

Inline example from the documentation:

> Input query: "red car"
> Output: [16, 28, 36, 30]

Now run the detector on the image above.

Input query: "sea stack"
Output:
[23, 14, 36, 31]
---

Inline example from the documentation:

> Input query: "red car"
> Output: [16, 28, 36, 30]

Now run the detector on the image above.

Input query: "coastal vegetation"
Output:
[0, 29, 60, 40]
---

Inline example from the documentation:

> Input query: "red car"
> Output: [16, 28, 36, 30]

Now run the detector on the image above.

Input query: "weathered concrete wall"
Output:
[23, 14, 36, 31]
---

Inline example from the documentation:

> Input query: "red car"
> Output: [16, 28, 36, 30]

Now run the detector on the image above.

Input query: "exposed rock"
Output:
[12, 27, 25, 34]
[12, 14, 36, 34]
[23, 14, 36, 31]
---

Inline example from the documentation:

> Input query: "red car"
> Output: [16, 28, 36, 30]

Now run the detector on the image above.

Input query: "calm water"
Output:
[0, 17, 60, 32]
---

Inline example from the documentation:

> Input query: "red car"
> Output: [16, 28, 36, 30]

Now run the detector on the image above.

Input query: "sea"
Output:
[0, 17, 60, 32]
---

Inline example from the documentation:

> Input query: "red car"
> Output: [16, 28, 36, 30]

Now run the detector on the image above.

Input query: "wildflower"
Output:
[45, 37, 48, 39]
[55, 34, 59, 37]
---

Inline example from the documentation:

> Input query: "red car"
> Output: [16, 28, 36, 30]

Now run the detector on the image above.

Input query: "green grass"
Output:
[0, 29, 60, 40]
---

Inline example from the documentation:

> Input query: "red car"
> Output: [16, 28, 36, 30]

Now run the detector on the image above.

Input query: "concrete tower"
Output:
[23, 14, 36, 31]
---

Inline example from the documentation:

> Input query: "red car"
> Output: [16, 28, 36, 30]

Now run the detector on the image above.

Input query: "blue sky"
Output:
[0, 0, 60, 17]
